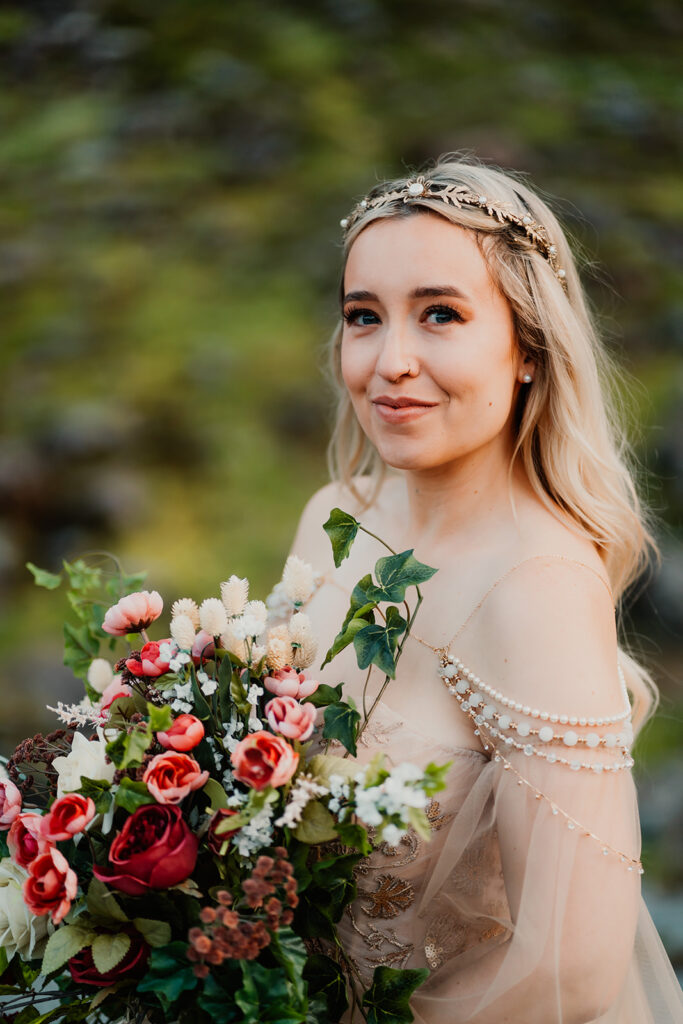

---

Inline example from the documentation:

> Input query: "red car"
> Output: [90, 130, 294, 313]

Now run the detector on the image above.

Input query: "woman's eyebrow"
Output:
[342, 285, 472, 305]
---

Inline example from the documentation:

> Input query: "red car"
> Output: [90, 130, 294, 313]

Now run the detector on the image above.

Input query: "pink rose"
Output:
[265, 696, 316, 741]
[263, 667, 319, 700]
[41, 794, 96, 842]
[0, 779, 22, 830]
[142, 752, 209, 804]
[23, 846, 78, 924]
[157, 714, 205, 752]
[100, 677, 134, 715]
[102, 589, 163, 636]
[231, 731, 298, 791]
[191, 630, 215, 665]
[125, 640, 172, 678]
[8, 813, 50, 868]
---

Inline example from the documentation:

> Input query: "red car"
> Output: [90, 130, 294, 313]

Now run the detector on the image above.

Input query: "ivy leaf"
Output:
[113, 777, 155, 812]
[269, 927, 308, 1008]
[303, 683, 343, 708]
[365, 550, 438, 603]
[137, 942, 198, 1011]
[106, 725, 152, 771]
[293, 799, 338, 844]
[198, 972, 242, 1023]
[235, 961, 301, 1024]
[362, 966, 430, 1024]
[335, 821, 372, 856]
[26, 562, 62, 590]
[321, 615, 370, 669]
[322, 701, 361, 757]
[78, 776, 113, 816]
[352, 606, 407, 678]
[91, 932, 131, 975]
[303, 954, 349, 1023]
[422, 761, 452, 797]
[63, 622, 100, 681]
[323, 508, 360, 567]
[41, 924, 95, 975]
[147, 702, 173, 734]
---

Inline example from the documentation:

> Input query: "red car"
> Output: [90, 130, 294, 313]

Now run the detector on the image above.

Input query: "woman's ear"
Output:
[517, 354, 536, 384]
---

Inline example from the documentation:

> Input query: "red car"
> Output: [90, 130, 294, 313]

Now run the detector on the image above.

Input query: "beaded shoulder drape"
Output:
[302, 554, 683, 1024]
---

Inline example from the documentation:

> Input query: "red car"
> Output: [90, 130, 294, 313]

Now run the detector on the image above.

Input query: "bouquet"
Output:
[0, 509, 447, 1024]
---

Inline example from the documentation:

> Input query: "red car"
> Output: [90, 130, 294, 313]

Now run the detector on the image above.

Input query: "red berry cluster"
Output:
[187, 848, 298, 978]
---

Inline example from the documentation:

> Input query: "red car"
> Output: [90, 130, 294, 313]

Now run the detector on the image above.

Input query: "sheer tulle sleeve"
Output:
[406, 560, 683, 1024]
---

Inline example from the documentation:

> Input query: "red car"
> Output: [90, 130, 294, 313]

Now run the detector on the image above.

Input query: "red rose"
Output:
[41, 794, 96, 842]
[23, 846, 78, 924]
[93, 804, 198, 896]
[207, 808, 240, 855]
[231, 731, 298, 791]
[8, 813, 51, 869]
[142, 751, 209, 805]
[125, 639, 172, 678]
[157, 713, 205, 752]
[68, 927, 150, 987]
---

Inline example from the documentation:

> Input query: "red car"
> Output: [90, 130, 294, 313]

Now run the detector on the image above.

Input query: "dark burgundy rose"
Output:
[68, 928, 150, 987]
[93, 804, 198, 896]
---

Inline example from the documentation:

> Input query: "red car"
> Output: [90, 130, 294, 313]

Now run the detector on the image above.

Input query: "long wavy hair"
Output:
[325, 151, 660, 734]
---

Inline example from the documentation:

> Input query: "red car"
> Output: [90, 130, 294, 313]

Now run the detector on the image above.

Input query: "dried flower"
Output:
[220, 622, 248, 663]
[281, 555, 316, 606]
[221, 576, 249, 617]
[170, 613, 197, 650]
[265, 625, 291, 672]
[288, 613, 318, 670]
[171, 598, 200, 629]
[199, 598, 229, 638]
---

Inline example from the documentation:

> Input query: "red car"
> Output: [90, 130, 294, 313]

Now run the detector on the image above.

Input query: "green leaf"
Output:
[91, 932, 131, 975]
[323, 507, 360, 567]
[292, 799, 338, 844]
[230, 667, 250, 715]
[269, 927, 308, 1008]
[41, 924, 95, 975]
[303, 954, 349, 1022]
[137, 942, 199, 1011]
[78, 776, 113, 816]
[217, 649, 235, 718]
[306, 753, 358, 786]
[335, 821, 372, 856]
[132, 917, 172, 947]
[321, 615, 369, 669]
[86, 878, 128, 924]
[113, 777, 155, 812]
[352, 606, 407, 678]
[63, 558, 103, 593]
[198, 972, 242, 1023]
[366, 550, 438, 603]
[422, 760, 452, 796]
[203, 776, 229, 810]
[63, 622, 100, 680]
[235, 960, 301, 1024]
[322, 701, 361, 757]
[147, 702, 173, 733]
[89, 983, 122, 1010]
[26, 562, 62, 589]
[362, 966, 430, 1024]
[302, 683, 343, 707]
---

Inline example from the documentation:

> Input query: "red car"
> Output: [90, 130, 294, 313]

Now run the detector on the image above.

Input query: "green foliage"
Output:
[362, 966, 430, 1024]
[78, 776, 113, 816]
[323, 508, 360, 567]
[292, 799, 338, 844]
[136, 941, 199, 1012]
[335, 821, 372, 856]
[91, 931, 131, 974]
[302, 954, 349, 1022]
[26, 562, 62, 590]
[86, 878, 128, 924]
[322, 700, 361, 756]
[302, 682, 343, 707]
[114, 776, 155, 812]
[204, 776, 230, 810]
[235, 960, 304, 1023]
[132, 917, 172, 947]
[353, 606, 407, 679]
[365, 551, 438, 603]
[41, 923, 95, 974]
[197, 972, 242, 1022]
[295, 850, 363, 940]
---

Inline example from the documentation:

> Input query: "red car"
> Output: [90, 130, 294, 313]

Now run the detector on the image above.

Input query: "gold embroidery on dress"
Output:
[424, 913, 467, 969]
[358, 717, 403, 747]
[358, 874, 415, 918]
[347, 906, 415, 972]
[426, 798, 453, 831]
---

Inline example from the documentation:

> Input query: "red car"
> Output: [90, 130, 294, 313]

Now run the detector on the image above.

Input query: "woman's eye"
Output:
[343, 307, 379, 327]
[424, 304, 465, 325]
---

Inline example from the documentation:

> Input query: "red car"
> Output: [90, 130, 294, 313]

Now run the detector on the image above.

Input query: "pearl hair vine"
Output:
[340, 175, 569, 294]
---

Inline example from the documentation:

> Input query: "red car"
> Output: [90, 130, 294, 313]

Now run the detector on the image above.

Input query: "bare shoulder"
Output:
[470, 548, 622, 716]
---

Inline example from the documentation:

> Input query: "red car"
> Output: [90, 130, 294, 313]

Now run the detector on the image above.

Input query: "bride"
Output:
[285, 154, 683, 1022]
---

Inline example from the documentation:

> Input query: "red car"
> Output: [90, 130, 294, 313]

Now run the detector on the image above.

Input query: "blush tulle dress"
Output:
[301, 555, 683, 1024]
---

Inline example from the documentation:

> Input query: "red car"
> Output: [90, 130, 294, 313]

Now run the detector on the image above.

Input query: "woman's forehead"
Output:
[343, 212, 493, 300]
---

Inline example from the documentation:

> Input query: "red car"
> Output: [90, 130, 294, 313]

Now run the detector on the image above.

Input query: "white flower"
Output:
[52, 729, 115, 798]
[220, 621, 248, 662]
[171, 597, 200, 629]
[282, 555, 317, 606]
[159, 641, 175, 662]
[380, 823, 405, 847]
[87, 658, 114, 695]
[353, 788, 384, 827]
[169, 658, 182, 673]
[199, 598, 228, 637]
[275, 774, 328, 828]
[47, 698, 103, 728]
[231, 612, 266, 641]
[201, 678, 218, 697]
[176, 651, 191, 665]
[0, 859, 53, 961]
[221, 575, 249, 616]
[172, 699, 193, 713]
[244, 600, 268, 632]
[170, 613, 196, 650]
[173, 681, 193, 703]
[233, 805, 274, 858]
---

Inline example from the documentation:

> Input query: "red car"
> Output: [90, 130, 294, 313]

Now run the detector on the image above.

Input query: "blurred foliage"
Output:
[0, 0, 682, 931]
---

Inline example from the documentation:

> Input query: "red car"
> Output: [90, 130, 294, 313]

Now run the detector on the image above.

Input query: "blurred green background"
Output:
[0, 0, 681, 974]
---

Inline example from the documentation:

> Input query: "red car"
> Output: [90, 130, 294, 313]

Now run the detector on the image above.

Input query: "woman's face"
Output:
[340, 212, 532, 473]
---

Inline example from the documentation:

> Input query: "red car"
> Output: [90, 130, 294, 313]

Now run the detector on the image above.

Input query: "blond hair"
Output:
[325, 151, 660, 735]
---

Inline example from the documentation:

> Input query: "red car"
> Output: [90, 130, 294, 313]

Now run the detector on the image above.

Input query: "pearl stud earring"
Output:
[522, 373, 533, 383]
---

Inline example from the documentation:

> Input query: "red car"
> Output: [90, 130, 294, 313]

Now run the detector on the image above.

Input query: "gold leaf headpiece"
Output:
[340, 175, 568, 293]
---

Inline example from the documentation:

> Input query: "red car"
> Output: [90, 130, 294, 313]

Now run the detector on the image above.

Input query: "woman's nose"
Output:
[375, 324, 419, 380]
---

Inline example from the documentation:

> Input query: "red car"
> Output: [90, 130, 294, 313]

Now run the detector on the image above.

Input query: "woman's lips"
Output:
[372, 402, 436, 423]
